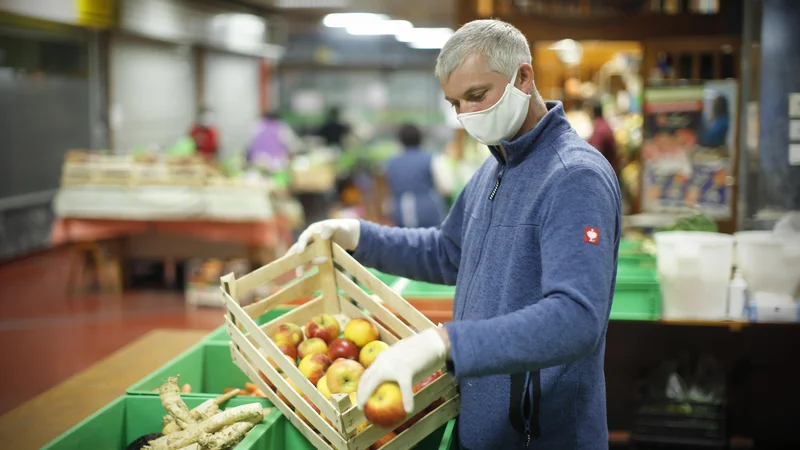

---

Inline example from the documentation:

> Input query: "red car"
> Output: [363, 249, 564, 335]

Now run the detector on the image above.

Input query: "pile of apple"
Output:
[263, 313, 443, 448]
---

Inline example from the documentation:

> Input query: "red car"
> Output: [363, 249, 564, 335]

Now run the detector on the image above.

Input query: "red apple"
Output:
[327, 338, 360, 361]
[359, 340, 389, 368]
[326, 359, 366, 394]
[413, 371, 442, 394]
[344, 318, 380, 348]
[298, 353, 332, 385]
[274, 323, 304, 347]
[364, 382, 407, 428]
[306, 314, 340, 344]
[298, 337, 328, 359]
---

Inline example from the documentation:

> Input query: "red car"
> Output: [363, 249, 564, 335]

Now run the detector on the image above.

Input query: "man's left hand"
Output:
[356, 327, 448, 414]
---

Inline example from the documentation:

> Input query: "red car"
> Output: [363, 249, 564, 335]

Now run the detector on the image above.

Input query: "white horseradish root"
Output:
[142, 377, 265, 450]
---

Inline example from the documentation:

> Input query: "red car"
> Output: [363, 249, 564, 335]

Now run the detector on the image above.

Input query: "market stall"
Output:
[51, 150, 296, 297]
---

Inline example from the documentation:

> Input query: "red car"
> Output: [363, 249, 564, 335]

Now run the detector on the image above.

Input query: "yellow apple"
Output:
[364, 382, 407, 428]
[327, 359, 366, 394]
[344, 318, 380, 347]
[359, 340, 390, 368]
[298, 353, 332, 385]
[317, 375, 331, 400]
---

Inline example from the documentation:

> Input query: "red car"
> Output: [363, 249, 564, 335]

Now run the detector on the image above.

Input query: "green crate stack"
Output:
[42, 395, 275, 450]
[43, 392, 457, 449]
[612, 238, 661, 320]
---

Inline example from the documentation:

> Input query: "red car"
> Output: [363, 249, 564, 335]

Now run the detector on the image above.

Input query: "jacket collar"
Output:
[488, 101, 573, 166]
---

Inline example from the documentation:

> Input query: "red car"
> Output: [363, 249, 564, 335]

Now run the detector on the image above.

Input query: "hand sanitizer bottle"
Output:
[727, 269, 748, 319]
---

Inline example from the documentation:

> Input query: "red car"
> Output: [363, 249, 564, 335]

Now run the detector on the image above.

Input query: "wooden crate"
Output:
[60, 150, 208, 188]
[220, 238, 460, 450]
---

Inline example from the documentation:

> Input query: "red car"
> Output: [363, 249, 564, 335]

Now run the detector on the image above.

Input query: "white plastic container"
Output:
[727, 269, 748, 319]
[734, 231, 800, 297]
[654, 231, 735, 320]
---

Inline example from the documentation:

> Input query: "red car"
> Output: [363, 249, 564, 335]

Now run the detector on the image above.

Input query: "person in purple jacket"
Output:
[288, 19, 621, 450]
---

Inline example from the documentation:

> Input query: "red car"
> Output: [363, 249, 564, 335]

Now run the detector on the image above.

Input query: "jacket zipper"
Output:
[521, 371, 541, 447]
[488, 164, 505, 201]
[488, 144, 507, 201]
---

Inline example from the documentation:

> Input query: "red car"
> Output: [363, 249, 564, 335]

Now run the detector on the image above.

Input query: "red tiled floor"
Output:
[0, 248, 223, 416]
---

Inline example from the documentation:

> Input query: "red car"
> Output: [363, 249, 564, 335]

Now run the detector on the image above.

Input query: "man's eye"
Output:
[469, 92, 486, 101]
[451, 101, 460, 109]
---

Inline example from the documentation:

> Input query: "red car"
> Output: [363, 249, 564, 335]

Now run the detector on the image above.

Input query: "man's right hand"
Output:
[286, 219, 361, 256]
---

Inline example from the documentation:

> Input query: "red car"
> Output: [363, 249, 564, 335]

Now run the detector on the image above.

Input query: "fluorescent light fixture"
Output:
[322, 13, 388, 28]
[277, 0, 349, 7]
[347, 19, 412, 36]
[395, 27, 453, 43]
[399, 28, 453, 49]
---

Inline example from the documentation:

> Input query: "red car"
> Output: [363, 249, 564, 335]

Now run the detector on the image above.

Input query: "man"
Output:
[585, 101, 620, 176]
[384, 123, 447, 229]
[289, 19, 621, 449]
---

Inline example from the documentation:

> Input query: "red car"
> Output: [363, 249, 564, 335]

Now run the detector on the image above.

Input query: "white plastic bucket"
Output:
[654, 231, 735, 320]
[734, 231, 800, 297]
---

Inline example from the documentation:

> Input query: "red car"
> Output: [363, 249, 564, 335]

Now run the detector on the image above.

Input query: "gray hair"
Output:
[435, 19, 532, 82]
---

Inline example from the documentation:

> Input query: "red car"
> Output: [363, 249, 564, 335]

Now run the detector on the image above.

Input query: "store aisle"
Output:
[0, 248, 223, 416]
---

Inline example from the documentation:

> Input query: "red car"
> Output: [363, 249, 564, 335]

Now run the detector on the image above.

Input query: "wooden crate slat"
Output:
[226, 317, 348, 449]
[244, 271, 321, 319]
[332, 244, 436, 332]
[337, 296, 400, 345]
[334, 270, 415, 339]
[234, 243, 320, 299]
[229, 344, 339, 450]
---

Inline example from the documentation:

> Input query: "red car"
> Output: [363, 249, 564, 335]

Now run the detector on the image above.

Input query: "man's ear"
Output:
[517, 63, 534, 94]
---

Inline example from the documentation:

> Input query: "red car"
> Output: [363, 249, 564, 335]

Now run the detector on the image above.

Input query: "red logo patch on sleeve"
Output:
[584, 227, 600, 245]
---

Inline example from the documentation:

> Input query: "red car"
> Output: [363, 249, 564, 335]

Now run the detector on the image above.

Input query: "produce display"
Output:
[262, 314, 445, 449]
[132, 376, 269, 450]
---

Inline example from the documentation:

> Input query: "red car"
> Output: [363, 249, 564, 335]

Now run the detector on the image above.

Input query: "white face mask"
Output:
[456, 70, 531, 146]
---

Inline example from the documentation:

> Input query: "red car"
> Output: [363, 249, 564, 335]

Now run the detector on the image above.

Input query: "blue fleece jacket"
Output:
[352, 101, 621, 449]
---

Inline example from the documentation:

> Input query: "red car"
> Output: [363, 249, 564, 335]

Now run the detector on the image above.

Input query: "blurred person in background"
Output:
[315, 106, 351, 149]
[585, 100, 620, 177]
[247, 110, 300, 173]
[697, 94, 730, 148]
[289, 19, 621, 449]
[384, 124, 449, 228]
[189, 106, 219, 160]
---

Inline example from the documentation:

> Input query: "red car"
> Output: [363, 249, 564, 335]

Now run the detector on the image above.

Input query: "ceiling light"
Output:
[395, 27, 453, 43]
[346, 19, 412, 36]
[322, 13, 388, 28]
[277, 0, 349, 7]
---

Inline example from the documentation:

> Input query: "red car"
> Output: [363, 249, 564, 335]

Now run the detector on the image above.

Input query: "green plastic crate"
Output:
[401, 279, 456, 299]
[618, 238, 657, 270]
[42, 394, 276, 450]
[127, 342, 265, 398]
[265, 414, 458, 450]
[611, 265, 662, 321]
[204, 307, 294, 343]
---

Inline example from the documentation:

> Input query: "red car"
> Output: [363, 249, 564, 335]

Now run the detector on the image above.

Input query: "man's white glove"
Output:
[356, 328, 447, 414]
[287, 219, 361, 256]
